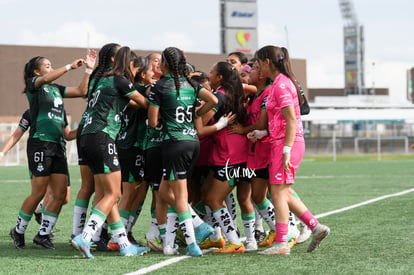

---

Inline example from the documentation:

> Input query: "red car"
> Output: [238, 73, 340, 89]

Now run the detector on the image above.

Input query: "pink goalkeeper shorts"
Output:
[268, 139, 305, 185]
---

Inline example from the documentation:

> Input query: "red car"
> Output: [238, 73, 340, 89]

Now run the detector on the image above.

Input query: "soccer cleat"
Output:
[287, 228, 298, 249]
[254, 229, 266, 243]
[259, 230, 275, 247]
[257, 242, 290, 255]
[49, 232, 56, 241]
[213, 242, 245, 254]
[100, 227, 111, 244]
[297, 222, 312, 244]
[33, 233, 55, 249]
[91, 239, 109, 252]
[71, 235, 94, 259]
[107, 241, 120, 252]
[186, 242, 202, 257]
[34, 212, 42, 225]
[195, 223, 214, 245]
[199, 236, 226, 249]
[288, 236, 298, 249]
[175, 228, 186, 247]
[10, 227, 25, 249]
[127, 232, 138, 245]
[120, 244, 150, 256]
[245, 238, 258, 251]
[307, 224, 330, 252]
[146, 237, 163, 252]
[163, 244, 180, 255]
[68, 234, 75, 245]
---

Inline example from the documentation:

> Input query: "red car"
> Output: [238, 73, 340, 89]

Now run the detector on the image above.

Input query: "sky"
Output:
[1, 0, 413, 104]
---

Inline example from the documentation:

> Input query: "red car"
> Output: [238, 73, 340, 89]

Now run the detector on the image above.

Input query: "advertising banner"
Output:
[225, 29, 257, 54]
[224, 1, 257, 28]
[344, 26, 358, 92]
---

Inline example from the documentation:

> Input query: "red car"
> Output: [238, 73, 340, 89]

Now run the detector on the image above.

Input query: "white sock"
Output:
[165, 209, 178, 248]
[253, 205, 264, 232]
[34, 201, 43, 214]
[257, 199, 276, 231]
[213, 207, 240, 245]
[178, 211, 196, 245]
[225, 193, 237, 222]
[91, 224, 102, 242]
[72, 205, 88, 236]
[111, 222, 131, 250]
[241, 211, 255, 242]
[82, 211, 106, 243]
[146, 218, 159, 239]
[189, 204, 203, 228]
[126, 214, 136, 233]
[205, 206, 221, 241]
[15, 210, 31, 234]
[39, 212, 57, 236]
[158, 223, 166, 244]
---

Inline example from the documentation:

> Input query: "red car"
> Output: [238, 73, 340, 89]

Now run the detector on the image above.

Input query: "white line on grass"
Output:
[125, 187, 414, 275]
[124, 248, 215, 275]
[1, 179, 82, 183]
[296, 175, 410, 179]
[315, 187, 414, 219]
[1, 180, 29, 183]
[123, 256, 190, 275]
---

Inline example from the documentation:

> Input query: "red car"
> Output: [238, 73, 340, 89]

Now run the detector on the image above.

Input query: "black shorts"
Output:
[119, 147, 145, 182]
[66, 173, 71, 186]
[162, 140, 199, 181]
[253, 166, 269, 180]
[79, 132, 121, 175]
[190, 165, 210, 185]
[211, 162, 249, 186]
[27, 138, 68, 177]
[76, 123, 87, 166]
[145, 146, 162, 190]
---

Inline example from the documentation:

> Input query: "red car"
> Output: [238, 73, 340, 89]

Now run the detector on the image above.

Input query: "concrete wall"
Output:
[0, 44, 308, 123]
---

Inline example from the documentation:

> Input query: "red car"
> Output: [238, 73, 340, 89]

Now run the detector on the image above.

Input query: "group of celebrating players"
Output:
[4, 42, 330, 258]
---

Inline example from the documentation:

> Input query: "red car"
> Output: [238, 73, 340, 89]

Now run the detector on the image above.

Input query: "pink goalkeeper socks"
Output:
[298, 210, 319, 231]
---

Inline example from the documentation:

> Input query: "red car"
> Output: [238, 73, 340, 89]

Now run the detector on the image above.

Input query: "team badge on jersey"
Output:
[37, 163, 44, 172]
[113, 156, 119, 166]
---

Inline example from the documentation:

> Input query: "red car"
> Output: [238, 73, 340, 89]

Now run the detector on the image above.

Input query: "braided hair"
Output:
[255, 45, 304, 105]
[215, 61, 248, 125]
[161, 47, 197, 97]
[88, 43, 120, 97]
[23, 56, 45, 93]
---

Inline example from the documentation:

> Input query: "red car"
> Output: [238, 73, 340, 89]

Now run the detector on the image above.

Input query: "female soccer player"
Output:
[71, 43, 120, 251]
[148, 52, 162, 81]
[227, 52, 257, 95]
[255, 45, 330, 255]
[114, 56, 154, 249]
[147, 47, 217, 256]
[10, 50, 96, 249]
[71, 47, 149, 258]
[2, 109, 74, 221]
[201, 61, 254, 253]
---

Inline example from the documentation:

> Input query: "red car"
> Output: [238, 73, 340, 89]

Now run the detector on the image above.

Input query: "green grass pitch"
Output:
[1, 155, 414, 274]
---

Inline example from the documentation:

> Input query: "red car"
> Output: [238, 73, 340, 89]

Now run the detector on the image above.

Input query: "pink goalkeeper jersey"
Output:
[209, 88, 248, 166]
[196, 135, 213, 166]
[266, 74, 304, 142]
[247, 85, 272, 169]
